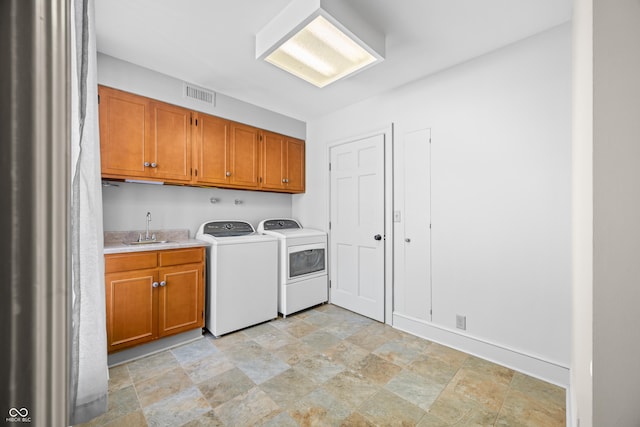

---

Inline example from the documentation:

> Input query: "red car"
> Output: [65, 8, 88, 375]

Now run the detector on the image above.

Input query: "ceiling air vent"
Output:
[183, 82, 215, 106]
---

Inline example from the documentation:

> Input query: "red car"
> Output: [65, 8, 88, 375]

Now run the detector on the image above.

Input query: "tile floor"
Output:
[78, 304, 566, 427]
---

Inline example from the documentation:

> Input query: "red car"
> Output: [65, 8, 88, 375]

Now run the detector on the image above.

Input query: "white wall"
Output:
[102, 182, 292, 236]
[98, 54, 303, 235]
[591, 0, 640, 425]
[295, 24, 572, 383]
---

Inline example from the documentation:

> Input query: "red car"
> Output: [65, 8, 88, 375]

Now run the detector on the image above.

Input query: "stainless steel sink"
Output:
[123, 240, 171, 245]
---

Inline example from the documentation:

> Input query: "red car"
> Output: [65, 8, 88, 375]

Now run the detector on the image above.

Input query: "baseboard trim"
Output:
[392, 312, 570, 388]
[107, 329, 204, 367]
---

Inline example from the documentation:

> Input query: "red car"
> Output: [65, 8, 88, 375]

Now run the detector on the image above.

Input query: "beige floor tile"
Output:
[423, 342, 471, 368]
[322, 370, 381, 409]
[270, 340, 317, 365]
[214, 387, 280, 426]
[353, 353, 402, 385]
[288, 388, 352, 427]
[107, 364, 132, 393]
[76, 385, 140, 427]
[135, 367, 192, 408]
[127, 351, 179, 384]
[408, 353, 460, 385]
[259, 368, 317, 409]
[323, 341, 370, 370]
[496, 388, 566, 427]
[359, 388, 426, 426]
[142, 386, 210, 427]
[197, 367, 255, 408]
[100, 410, 147, 427]
[340, 411, 377, 427]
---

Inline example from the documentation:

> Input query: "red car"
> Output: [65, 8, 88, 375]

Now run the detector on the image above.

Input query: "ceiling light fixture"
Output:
[256, 0, 385, 88]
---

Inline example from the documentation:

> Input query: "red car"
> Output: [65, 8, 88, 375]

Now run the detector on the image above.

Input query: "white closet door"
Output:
[329, 133, 385, 322]
[398, 128, 432, 321]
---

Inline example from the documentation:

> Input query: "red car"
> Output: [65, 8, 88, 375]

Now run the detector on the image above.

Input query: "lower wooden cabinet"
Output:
[105, 247, 205, 353]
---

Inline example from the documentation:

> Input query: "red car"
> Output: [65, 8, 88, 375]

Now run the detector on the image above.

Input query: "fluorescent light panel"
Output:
[265, 15, 377, 88]
[257, 1, 384, 88]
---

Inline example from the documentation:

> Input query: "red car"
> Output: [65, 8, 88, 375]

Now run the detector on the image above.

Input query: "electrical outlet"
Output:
[456, 314, 466, 330]
[393, 211, 401, 222]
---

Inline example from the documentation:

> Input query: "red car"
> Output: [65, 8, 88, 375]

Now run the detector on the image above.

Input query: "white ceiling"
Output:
[95, 0, 572, 121]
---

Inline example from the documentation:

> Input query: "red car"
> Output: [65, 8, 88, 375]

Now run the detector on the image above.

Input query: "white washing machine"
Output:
[196, 220, 278, 337]
[257, 218, 328, 317]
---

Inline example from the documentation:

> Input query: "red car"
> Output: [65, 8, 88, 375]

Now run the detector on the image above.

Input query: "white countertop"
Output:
[104, 239, 208, 255]
[103, 228, 209, 254]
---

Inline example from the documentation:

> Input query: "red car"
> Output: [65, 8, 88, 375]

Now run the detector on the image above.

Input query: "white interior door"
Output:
[401, 128, 432, 321]
[329, 133, 385, 321]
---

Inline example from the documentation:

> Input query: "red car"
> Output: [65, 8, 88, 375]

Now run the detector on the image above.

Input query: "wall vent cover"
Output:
[183, 82, 215, 105]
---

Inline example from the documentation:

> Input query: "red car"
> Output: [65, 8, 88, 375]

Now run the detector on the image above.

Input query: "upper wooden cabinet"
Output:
[261, 130, 305, 193]
[98, 85, 304, 193]
[192, 113, 260, 189]
[99, 86, 191, 183]
[229, 122, 260, 189]
[192, 113, 229, 186]
[99, 86, 149, 179]
[150, 101, 192, 183]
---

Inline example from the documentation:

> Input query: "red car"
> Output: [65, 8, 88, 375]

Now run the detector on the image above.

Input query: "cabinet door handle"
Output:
[160, 281, 167, 287]
[152, 281, 159, 288]
[282, 178, 286, 183]
[226, 171, 231, 177]
[151, 162, 158, 168]
[144, 162, 150, 167]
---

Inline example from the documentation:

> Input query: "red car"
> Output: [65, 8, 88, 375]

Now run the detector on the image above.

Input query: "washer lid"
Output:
[200, 220, 256, 237]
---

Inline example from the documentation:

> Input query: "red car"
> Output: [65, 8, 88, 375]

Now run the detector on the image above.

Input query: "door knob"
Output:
[374, 234, 382, 241]
[405, 238, 411, 243]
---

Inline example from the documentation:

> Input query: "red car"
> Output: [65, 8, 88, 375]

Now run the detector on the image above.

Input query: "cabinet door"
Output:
[261, 131, 286, 190]
[105, 269, 158, 353]
[193, 113, 229, 185]
[285, 137, 305, 193]
[99, 86, 150, 179]
[150, 101, 192, 183]
[157, 264, 204, 337]
[229, 122, 260, 188]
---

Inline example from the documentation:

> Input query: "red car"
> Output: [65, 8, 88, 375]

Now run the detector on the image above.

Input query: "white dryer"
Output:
[257, 219, 328, 317]
[196, 220, 278, 336]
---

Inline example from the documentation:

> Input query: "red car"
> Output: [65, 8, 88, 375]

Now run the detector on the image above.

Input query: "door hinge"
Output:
[97, 94, 100, 104]
[259, 177, 263, 183]
[329, 221, 331, 230]
[195, 169, 198, 177]
[190, 117, 193, 125]
[429, 137, 432, 144]
[329, 162, 332, 171]
[329, 280, 332, 288]
[195, 118, 198, 126]
[429, 223, 432, 229]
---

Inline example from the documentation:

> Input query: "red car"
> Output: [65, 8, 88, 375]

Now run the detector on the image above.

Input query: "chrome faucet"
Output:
[145, 212, 152, 240]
